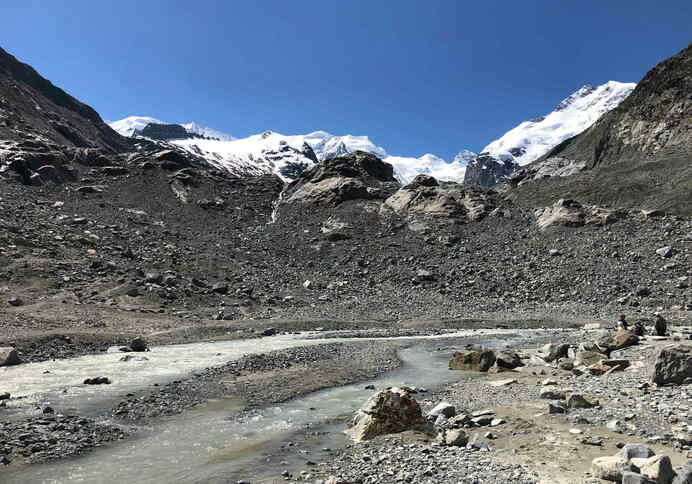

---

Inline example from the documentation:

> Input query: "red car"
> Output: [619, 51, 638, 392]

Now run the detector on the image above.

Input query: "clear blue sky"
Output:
[3, 0, 691, 160]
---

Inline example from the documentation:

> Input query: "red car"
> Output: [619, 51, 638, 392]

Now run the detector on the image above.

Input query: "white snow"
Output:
[480, 81, 635, 166]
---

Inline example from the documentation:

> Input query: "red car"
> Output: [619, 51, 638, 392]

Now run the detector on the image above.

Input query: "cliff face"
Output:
[0, 46, 131, 152]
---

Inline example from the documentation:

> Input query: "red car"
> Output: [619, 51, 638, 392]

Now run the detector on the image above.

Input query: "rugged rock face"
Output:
[137, 123, 196, 141]
[383, 174, 501, 222]
[0, 47, 131, 152]
[280, 151, 399, 206]
[463, 154, 517, 187]
[511, 44, 692, 215]
[535, 199, 621, 230]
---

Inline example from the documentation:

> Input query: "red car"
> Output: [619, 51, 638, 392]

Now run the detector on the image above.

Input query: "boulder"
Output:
[567, 393, 599, 409]
[346, 388, 426, 441]
[262, 328, 277, 337]
[596, 331, 639, 353]
[656, 246, 673, 258]
[630, 456, 674, 484]
[130, 337, 148, 352]
[652, 344, 692, 385]
[0, 347, 21, 367]
[449, 349, 496, 372]
[428, 402, 456, 419]
[83, 376, 111, 385]
[539, 343, 570, 362]
[616, 445, 654, 461]
[7, 296, 23, 307]
[442, 428, 468, 447]
[591, 455, 637, 482]
[495, 350, 523, 369]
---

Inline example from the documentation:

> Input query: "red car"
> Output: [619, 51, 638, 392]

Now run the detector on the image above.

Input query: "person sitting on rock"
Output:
[616, 314, 628, 331]
[654, 312, 667, 336]
[632, 320, 645, 337]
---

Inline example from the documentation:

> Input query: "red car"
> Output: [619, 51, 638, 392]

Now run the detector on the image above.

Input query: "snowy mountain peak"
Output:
[463, 80, 635, 186]
[108, 116, 233, 141]
[479, 80, 635, 167]
[451, 150, 477, 165]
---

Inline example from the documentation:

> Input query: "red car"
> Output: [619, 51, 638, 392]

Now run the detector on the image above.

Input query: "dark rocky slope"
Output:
[509, 44, 692, 215]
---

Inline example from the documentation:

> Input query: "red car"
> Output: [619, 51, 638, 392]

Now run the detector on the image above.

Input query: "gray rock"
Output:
[616, 444, 656, 460]
[539, 343, 570, 362]
[0, 347, 21, 367]
[346, 387, 426, 441]
[428, 402, 456, 419]
[622, 471, 657, 484]
[130, 337, 148, 352]
[7, 296, 23, 307]
[656, 246, 673, 258]
[673, 463, 692, 484]
[443, 429, 468, 447]
[651, 344, 692, 385]
[449, 349, 496, 372]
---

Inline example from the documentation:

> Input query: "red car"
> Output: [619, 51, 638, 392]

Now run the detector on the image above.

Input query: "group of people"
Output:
[616, 313, 667, 336]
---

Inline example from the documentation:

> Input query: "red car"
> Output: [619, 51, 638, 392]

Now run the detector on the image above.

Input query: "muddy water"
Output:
[1, 330, 538, 483]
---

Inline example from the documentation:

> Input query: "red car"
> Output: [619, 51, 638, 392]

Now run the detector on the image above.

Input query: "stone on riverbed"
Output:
[616, 444, 656, 460]
[630, 456, 674, 484]
[346, 388, 426, 441]
[494, 350, 523, 369]
[567, 393, 599, 409]
[0, 347, 21, 366]
[651, 344, 692, 385]
[591, 455, 636, 481]
[428, 402, 456, 419]
[130, 336, 148, 352]
[449, 349, 496, 372]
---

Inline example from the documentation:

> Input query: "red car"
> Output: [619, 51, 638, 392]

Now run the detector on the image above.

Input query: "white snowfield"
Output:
[109, 81, 634, 184]
[480, 81, 636, 166]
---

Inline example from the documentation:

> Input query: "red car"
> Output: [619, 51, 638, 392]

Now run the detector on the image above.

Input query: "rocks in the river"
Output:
[0, 347, 21, 366]
[83, 376, 111, 385]
[262, 328, 277, 337]
[449, 349, 496, 372]
[651, 344, 692, 385]
[346, 388, 426, 442]
[130, 336, 148, 352]
[548, 402, 567, 414]
[591, 455, 637, 481]
[0, 392, 11, 400]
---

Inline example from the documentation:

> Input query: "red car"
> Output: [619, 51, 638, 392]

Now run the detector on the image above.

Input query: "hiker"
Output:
[632, 320, 645, 336]
[616, 314, 629, 331]
[654, 312, 667, 336]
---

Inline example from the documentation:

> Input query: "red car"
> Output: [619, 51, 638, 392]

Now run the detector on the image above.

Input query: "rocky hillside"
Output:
[0, 47, 130, 152]
[509, 43, 692, 215]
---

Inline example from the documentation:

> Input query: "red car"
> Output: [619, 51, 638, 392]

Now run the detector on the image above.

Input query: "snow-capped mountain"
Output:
[463, 81, 635, 186]
[109, 117, 472, 183]
[109, 116, 234, 141]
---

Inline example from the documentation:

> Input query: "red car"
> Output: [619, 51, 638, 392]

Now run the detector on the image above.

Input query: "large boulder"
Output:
[596, 331, 639, 354]
[346, 388, 426, 441]
[539, 343, 570, 362]
[652, 344, 692, 386]
[130, 337, 148, 352]
[495, 350, 523, 370]
[535, 199, 621, 230]
[384, 179, 499, 222]
[449, 349, 496, 372]
[617, 444, 656, 460]
[282, 151, 399, 206]
[673, 463, 692, 484]
[0, 347, 21, 366]
[575, 350, 605, 367]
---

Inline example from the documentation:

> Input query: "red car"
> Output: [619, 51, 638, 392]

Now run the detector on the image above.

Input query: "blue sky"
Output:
[3, 0, 691, 160]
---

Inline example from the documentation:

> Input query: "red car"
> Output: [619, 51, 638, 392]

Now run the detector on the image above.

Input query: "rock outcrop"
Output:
[280, 151, 399, 206]
[535, 199, 621, 230]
